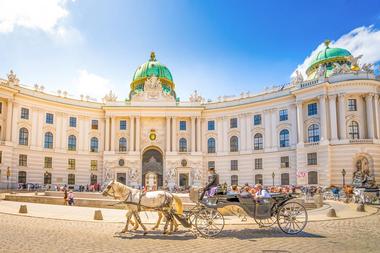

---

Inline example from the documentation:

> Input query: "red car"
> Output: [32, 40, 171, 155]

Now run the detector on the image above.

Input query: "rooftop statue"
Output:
[103, 90, 117, 102]
[189, 90, 203, 102]
[7, 70, 19, 86]
[291, 70, 304, 84]
[361, 63, 374, 74]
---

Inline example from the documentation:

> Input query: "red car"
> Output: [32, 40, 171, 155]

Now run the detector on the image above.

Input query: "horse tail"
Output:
[172, 194, 183, 215]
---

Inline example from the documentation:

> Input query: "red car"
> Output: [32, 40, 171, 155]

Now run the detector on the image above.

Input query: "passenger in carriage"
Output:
[254, 184, 271, 199]
[227, 185, 240, 195]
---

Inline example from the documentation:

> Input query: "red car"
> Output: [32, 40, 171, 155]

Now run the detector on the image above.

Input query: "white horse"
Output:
[102, 180, 183, 235]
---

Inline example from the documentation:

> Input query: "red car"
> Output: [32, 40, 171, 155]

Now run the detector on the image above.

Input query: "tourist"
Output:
[63, 189, 68, 205]
[68, 190, 75, 206]
[254, 184, 271, 199]
[227, 185, 240, 195]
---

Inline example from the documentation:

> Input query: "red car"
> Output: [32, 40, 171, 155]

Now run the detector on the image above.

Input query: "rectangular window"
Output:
[307, 152, 318, 165]
[46, 113, 54, 124]
[91, 160, 98, 171]
[68, 159, 76, 170]
[280, 156, 289, 168]
[0, 102, 2, 113]
[18, 171, 27, 184]
[19, 154, 27, 167]
[44, 157, 52, 169]
[208, 120, 215, 131]
[231, 160, 238, 171]
[348, 99, 357, 111]
[120, 120, 127, 130]
[91, 120, 98, 130]
[255, 158, 263, 170]
[208, 161, 215, 169]
[21, 108, 29, 119]
[68, 174, 75, 185]
[179, 120, 186, 131]
[253, 114, 261, 125]
[0, 151, 2, 164]
[279, 109, 288, 121]
[230, 118, 238, 128]
[308, 103, 318, 116]
[69, 117, 77, 127]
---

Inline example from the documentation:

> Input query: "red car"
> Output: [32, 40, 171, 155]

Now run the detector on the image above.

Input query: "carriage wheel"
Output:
[254, 216, 277, 227]
[195, 208, 225, 238]
[277, 202, 308, 235]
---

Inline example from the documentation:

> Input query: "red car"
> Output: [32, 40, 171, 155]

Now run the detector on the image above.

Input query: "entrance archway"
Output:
[142, 147, 163, 189]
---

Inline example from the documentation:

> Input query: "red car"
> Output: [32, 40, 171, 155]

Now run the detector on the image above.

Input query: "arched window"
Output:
[207, 138, 216, 153]
[281, 173, 290, 185]
[230, 136, 239, 152]
[255, 174, 263, 185]
[307, 124, 320, 142]
[119, 137, 127, 152]
[348, 121, 359, 139]
[44, 132, 53, 149]
[179, 138, 187, 152]
[279, 129, 289, 147]
[231, 175, 238, 186]
[253, 133, 263, 150]
[90, 137, 98, 152]
[68, 135, 77, 151]
[308, 171, 318, 185]
[19, 128, 29, 145]
[44, 172, 52, 185]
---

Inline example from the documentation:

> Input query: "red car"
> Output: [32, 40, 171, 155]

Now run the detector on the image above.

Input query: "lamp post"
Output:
[341, 169, 346, 186]
[272, 172, 275, 186]
[6, 167, 10, 190]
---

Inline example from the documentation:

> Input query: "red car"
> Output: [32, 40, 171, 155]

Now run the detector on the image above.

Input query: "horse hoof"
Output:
[143, 232, 148, 236]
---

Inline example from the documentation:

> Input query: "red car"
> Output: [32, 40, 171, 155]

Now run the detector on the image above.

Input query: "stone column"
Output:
[264, 109, 272, 148]
[55, 112, 62, 148]
[130, 116, 135, 152]
[296, 102, 304, 144]
[78, 117, 85, 151]
[61, 114, 67, 149]
[222, 117, 228, 152]
[191, 116, 196, 152]
[36, 111, 43, 147]
[166, 116, 171, 152]
[365, 93, 375, 139]
[290, 104, 297, 146]
[374, 94, 380, 139]
[217, 117, 223, 152]
[105, 116, 110, 151]
[5, 98, 13, 142]
[31, 108, 39, 146]
[110, 117, 116, 151]
[171, 117, 177, 152]
[240, 114, 247, 151]
[84, 117, 90, 151]
[271, 109, 278, 148]
[338, 93, 346, 140]
[196, 117, 201, 152]
[135, 116, 140, 152]
[318, 95, 328, 142]
[328, 95, 338, 140]
[11, 102, 19, 143]
[246, 114, 252, 150]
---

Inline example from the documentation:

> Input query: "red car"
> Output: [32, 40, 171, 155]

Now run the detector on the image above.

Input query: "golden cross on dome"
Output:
[150, 51, 156, 61]
[324, 39, 331, 48]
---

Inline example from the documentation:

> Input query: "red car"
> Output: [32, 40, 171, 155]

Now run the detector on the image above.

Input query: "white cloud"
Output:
[72, 70, 113, 101]
[293, 25, 380, 78]
[0, 0, 80, 42]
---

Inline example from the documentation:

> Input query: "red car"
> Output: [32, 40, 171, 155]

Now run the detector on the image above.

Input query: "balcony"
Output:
[304, 141, 320, 147]
[349, 139, 373, 144]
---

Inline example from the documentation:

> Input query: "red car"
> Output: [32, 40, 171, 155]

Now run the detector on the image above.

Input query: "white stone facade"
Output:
[0, 69, 380, 189]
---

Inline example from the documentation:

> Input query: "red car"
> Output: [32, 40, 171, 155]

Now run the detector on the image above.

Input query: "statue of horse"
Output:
[102, 180, 183, 235]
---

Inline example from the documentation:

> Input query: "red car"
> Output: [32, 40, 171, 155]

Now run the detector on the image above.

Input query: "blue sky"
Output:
[0, 0, 380, 101]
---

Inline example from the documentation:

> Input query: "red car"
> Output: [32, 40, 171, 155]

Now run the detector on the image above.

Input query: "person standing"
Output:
[68, 190, 75, 206]
[63, 189, 68, 205]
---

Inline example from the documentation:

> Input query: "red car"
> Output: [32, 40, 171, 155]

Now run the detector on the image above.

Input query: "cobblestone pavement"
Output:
[0, 211, 379, 253]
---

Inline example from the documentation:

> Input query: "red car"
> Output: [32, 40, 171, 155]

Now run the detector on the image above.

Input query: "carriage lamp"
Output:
[341, 169, 346, 186]
[272, 172, 275, 186]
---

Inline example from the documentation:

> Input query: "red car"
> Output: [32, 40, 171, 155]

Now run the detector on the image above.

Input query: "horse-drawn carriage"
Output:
[183, 187, 308, 238]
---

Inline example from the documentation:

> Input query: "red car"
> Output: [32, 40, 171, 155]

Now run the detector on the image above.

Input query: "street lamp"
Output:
[6, 167, 10, 190]
[272, 172, 275, 186]
[341, 169, 346, 186]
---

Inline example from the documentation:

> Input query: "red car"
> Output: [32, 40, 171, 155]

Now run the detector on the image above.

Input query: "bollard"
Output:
[94, 210, 103, 220]
[356, 204, 365, 212]
[326, 208, 337, 217]
[19, 205, 28, 214]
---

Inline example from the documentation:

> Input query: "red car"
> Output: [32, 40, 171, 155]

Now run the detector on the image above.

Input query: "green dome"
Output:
[132, 52, 173, 82]
[306, 40, 352, 77]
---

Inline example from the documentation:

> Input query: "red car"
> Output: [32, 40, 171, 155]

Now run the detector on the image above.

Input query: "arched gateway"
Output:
[142, 147, 163, 189]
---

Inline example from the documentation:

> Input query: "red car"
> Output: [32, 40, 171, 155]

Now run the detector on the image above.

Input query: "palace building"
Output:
[0, 43, 380, 189]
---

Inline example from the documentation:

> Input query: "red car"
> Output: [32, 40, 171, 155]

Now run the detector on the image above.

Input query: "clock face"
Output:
[149, 133, 156, 141]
